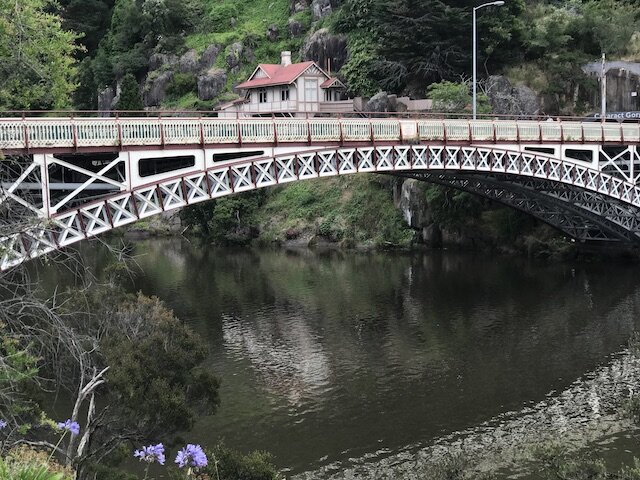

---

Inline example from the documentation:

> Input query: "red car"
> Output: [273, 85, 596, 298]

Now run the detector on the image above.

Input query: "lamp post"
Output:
[473, 1, 505, 120]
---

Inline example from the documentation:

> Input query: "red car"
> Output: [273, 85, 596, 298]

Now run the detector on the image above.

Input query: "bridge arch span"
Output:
[3, 144, 640, 269]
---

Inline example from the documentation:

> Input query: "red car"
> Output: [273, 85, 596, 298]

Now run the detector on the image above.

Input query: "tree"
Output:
[0, 0, 80, 110]
[427, 81, 491, 115]
[116, 73, 143, 112]
[57, 0, 115, 56]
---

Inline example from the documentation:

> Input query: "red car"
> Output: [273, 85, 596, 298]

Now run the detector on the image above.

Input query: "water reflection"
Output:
[41, 239, 640, 475]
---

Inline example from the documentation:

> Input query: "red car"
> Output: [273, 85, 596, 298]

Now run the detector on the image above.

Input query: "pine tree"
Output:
[116, 73, 143, 113]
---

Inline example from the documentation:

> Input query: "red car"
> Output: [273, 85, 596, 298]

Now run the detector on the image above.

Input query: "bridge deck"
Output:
[0, 117, 636, 154]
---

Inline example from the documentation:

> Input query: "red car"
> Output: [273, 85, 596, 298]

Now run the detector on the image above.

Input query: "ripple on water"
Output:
[293, 350, 640, 479]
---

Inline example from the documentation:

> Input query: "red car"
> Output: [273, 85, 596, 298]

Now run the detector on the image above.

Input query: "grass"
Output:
[256, 175, 415, 247]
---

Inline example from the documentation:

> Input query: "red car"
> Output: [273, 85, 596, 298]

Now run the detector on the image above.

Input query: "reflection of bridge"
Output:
[2, 115, 640, 269]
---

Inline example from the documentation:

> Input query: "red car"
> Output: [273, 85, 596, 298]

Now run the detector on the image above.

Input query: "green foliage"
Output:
[336, 32, 380, 97]
[0, 460, 67, 480]
[100, 292, 220, 436]
[167, 73, 197, 100]
[256, 176, 414, 247]
[181, 191, 265, 244]
[0, 324, 40, 423]
[333, 0, 525, 94]
[427, 81, 491, 115]
[0, 448, 73, 480]
[0, 0, 80, 110]
[57, 0, 115, 55]
[74, 58, 98, 110]
[582, 0, 639, 56]
[91, 0, 201, 85]
[205, 444, 281, 480]
[425, 186, 484, 230]
[116, 73, 143, 111]
[207, 2, 240, 32]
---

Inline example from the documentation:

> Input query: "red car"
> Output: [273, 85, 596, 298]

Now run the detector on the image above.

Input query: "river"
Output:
[41, 238, 640, 477]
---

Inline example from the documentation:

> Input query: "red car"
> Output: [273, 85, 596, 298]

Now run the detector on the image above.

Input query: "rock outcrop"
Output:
[289, 0, 309, 13]
[311, 0, 333, 19]
[197, 69, 227, 101]
[266, 25, 280, 42]
[98, 87, 116, 112]
[200, 44, 222, 71]
[144, 71, 174, 107]
[288, 18, 306, 38]
[302, 28, 347, 72]
[486, 75, 542, 116]
[178, 50, 200, 74]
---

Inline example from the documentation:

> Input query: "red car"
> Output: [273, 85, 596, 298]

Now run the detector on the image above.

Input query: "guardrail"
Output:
[0, 117, 637, 152]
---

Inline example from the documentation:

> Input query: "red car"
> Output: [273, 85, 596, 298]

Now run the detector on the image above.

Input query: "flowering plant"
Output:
[134, 443, 165, 479]
[175, 443, 208, 470]
[56, 419, 80, 436]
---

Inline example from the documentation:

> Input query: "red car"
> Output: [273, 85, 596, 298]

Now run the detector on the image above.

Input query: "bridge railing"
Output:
[1, 117, 639, 151]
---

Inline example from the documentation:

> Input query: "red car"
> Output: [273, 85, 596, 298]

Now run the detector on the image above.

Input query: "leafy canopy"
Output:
[0, 0, 80, 110]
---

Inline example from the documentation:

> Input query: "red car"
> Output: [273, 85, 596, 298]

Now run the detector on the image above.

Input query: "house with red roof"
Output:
[220, 51, 352, 117]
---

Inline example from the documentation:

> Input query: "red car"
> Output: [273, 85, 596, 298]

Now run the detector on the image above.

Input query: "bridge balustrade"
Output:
[1, 117, 640, 152]
[203, 120, 239, 143]
[309, 119, 340, 141]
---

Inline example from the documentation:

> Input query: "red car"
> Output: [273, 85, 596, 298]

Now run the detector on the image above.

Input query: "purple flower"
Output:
[175, 444, 208, 469]
[56, 419, 80, 435]
[0, 420, 7, 430]
[134, 443, 165, 465]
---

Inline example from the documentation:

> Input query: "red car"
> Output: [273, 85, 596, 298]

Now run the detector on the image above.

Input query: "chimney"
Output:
[281, 51, 292, 66]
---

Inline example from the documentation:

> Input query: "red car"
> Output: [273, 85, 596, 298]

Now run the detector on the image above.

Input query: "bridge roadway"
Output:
[1, 115, 640, 270]
[0, 116, 637, 153]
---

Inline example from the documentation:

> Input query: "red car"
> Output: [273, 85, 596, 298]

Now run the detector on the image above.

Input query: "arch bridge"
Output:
[1, 115, 640, 269]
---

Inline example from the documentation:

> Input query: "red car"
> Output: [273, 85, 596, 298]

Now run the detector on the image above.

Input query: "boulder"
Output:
[226, 42, 254, 73]
[289, 0, 309, 13]
[198, 68, 227, 101]
[301, 28, 347, 72]
[149, 53, 178, 71]
[266, 24, 279, 42]
[365, 92, 392, 112]
[486, 75, 542, 116]
[396, 179, 431, 229]
[178, 49, 200, 74]
[311, 0, 332, 19]
[143, 71, 174, 107]
[200, 44, 222, 71]
[226, 42, 244, 71]
[98, 87, 116, 113]
[288, 18, 306, 38]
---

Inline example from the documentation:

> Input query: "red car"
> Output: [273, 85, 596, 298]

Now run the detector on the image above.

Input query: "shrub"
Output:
[167, 73, 198, 100]
[204, 444, 281, 480]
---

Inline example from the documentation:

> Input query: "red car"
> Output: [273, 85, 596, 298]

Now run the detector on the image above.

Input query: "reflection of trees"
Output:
[222, 313, 330, 406]
[128, 242, 640, 409]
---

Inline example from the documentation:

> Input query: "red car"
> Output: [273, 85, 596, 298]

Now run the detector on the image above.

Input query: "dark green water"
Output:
[40, 239, 640, 476]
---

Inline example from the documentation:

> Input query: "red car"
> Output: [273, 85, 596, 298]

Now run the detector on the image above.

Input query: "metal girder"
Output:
[394, 171, 640, 244]
[2, 142, 640, 269]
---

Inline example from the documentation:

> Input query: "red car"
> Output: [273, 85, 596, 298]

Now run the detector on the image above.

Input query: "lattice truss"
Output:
[395, 172, 640, 243]
[2, 144, 640, 269]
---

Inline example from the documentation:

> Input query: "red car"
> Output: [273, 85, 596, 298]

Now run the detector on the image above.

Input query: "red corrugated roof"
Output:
[236, 61, 319, 89]
[320, 77, 344, 88]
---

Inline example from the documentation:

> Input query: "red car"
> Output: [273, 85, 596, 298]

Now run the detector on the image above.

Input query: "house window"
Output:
[281, 86, 290, 101]
[258, 88, 267, 103]
[305, 79, 318, 102]
[324, 90, 333, 101]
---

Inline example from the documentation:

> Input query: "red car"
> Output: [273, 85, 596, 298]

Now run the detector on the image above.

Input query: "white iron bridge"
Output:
[1, 115, 640, 269]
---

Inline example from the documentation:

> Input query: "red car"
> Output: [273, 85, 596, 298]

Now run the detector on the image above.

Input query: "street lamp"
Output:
[472, 1, 505, 120]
